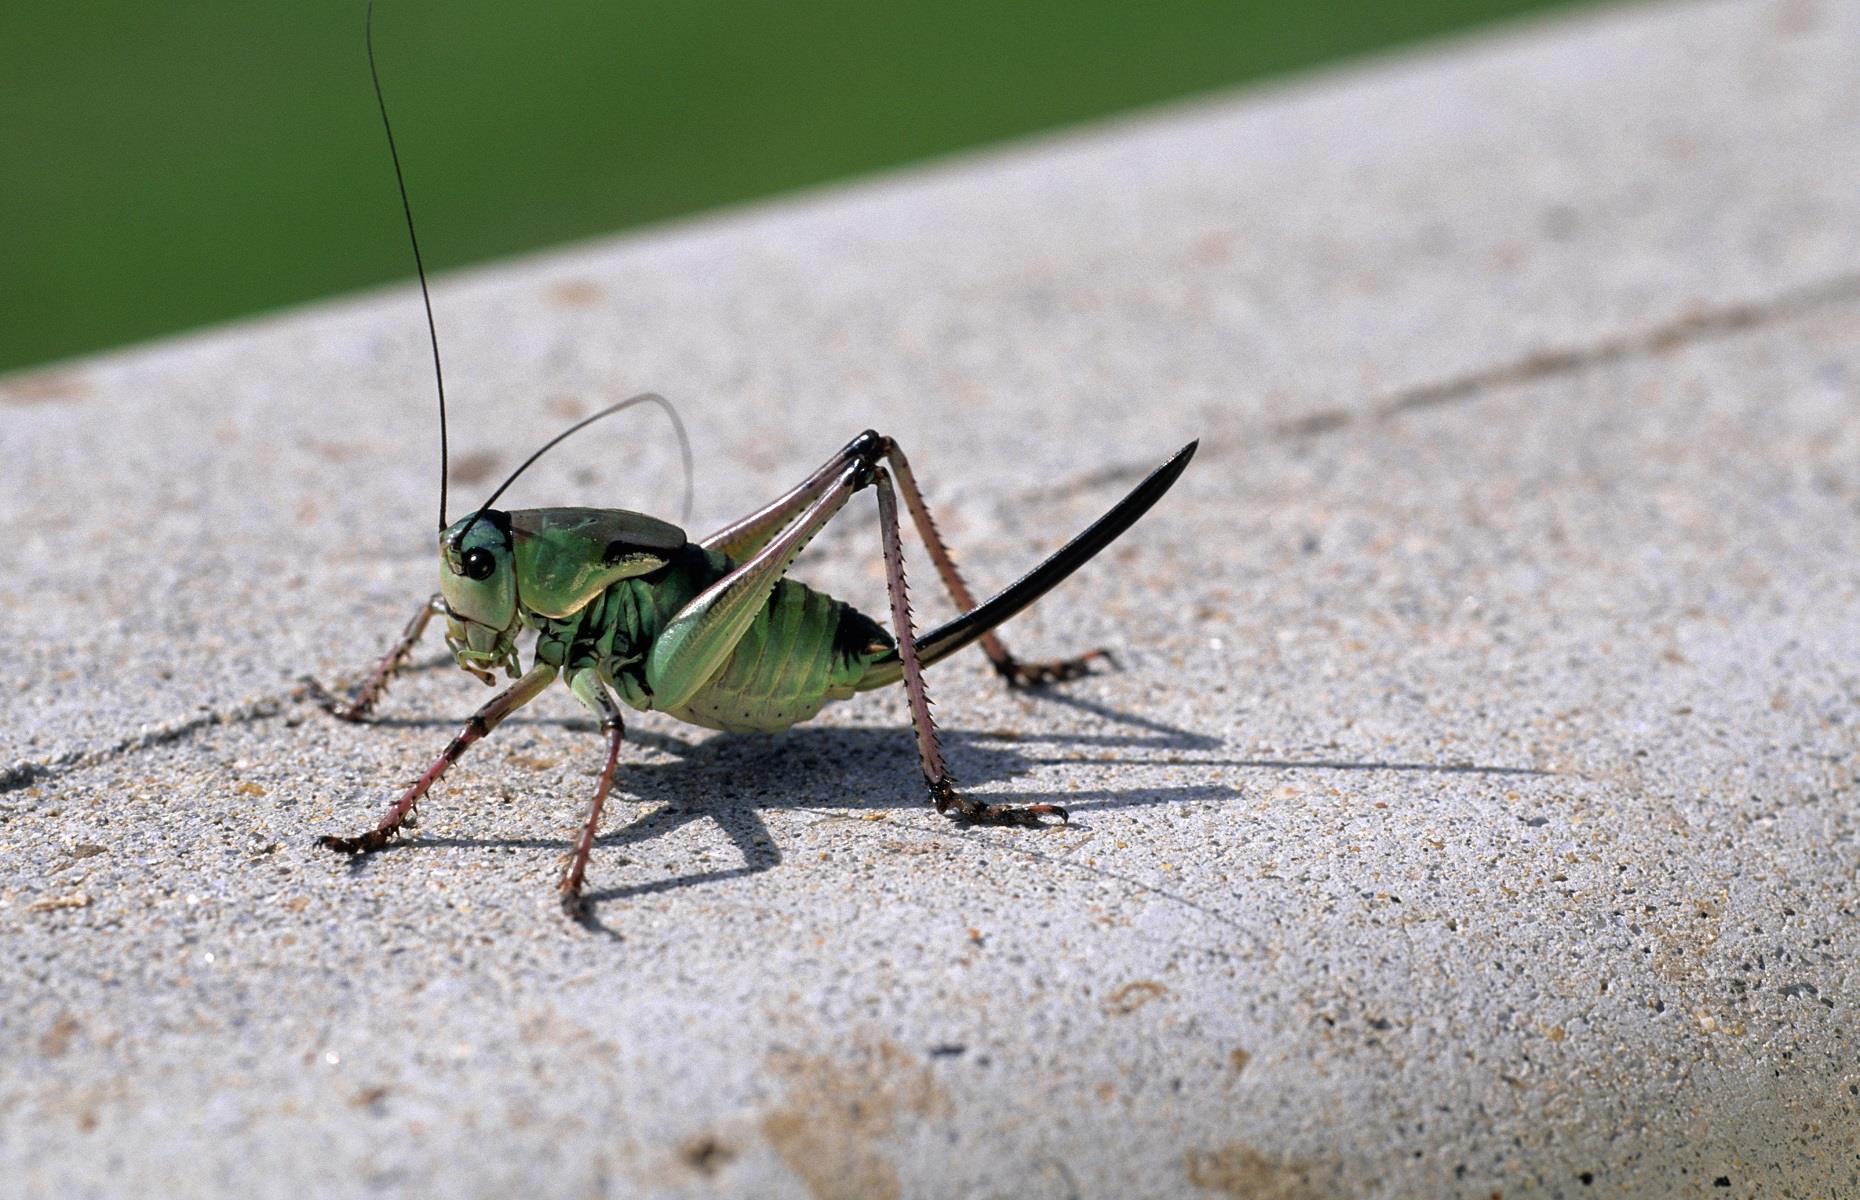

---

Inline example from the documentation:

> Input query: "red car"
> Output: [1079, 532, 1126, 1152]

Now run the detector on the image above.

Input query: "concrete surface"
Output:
[4, 0, 1858, 1196]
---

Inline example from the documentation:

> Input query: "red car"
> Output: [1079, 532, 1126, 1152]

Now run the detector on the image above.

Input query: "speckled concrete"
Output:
[4, 1, 1858, 1197]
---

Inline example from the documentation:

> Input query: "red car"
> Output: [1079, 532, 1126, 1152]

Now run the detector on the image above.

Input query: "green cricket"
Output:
[314, 6, 1197, 916]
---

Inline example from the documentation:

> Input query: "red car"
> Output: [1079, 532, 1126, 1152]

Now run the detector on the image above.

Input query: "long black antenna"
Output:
[451, 393, 695, 546]
[367, 0, 451, 530]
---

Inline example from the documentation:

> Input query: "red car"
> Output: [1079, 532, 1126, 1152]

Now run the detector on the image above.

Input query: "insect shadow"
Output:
[339, 683, 1544, 931]
[341, 696, 1227, 903]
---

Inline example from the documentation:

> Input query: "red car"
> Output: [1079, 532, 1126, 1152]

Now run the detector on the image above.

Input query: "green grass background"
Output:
[2, 0, 1573, 374]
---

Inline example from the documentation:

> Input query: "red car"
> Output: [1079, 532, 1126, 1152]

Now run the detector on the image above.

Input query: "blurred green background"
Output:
[2, 0, 1575, 374]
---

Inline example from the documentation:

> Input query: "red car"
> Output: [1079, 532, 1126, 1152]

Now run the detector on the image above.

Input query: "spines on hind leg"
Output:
[857, 441, 1197, 690]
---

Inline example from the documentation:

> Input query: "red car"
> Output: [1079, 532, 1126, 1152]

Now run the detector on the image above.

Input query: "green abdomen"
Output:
[666, 576, 890, 732]
[571, 545, 893, 733]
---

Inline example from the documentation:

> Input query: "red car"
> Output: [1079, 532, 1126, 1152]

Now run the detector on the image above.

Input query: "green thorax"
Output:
[529, 542, 721, 677]
[504, 507, 685, 618]
[529, 543, 894, 732]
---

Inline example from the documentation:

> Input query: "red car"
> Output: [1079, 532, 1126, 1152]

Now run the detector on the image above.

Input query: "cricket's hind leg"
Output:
[303, 593, 448, 721]
[880, 443, 1108, 688]
[871, 463, 1066, 828]
[680, 433, 1072, 825]
[699, 431, 1106, 688]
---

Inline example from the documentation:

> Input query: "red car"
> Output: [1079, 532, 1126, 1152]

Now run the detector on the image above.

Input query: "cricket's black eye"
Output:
[461, 548, 496, 580]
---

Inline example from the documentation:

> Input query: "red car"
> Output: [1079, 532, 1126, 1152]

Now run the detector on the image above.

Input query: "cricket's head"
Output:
[436, 506, 688, 684]
[439, 510, 520, 684]
[361, 8, 695, 683]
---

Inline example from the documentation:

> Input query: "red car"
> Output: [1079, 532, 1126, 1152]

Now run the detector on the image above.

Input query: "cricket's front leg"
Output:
[882, 444, 1108, 689]
[872, 466, 1066, 828]
[320, 663, 558, 853]
[304, 593, 448, 721]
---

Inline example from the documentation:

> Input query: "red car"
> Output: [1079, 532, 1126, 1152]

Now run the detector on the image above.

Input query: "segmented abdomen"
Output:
[542, 543, 894, 733]
[666, 577, 890, 733]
